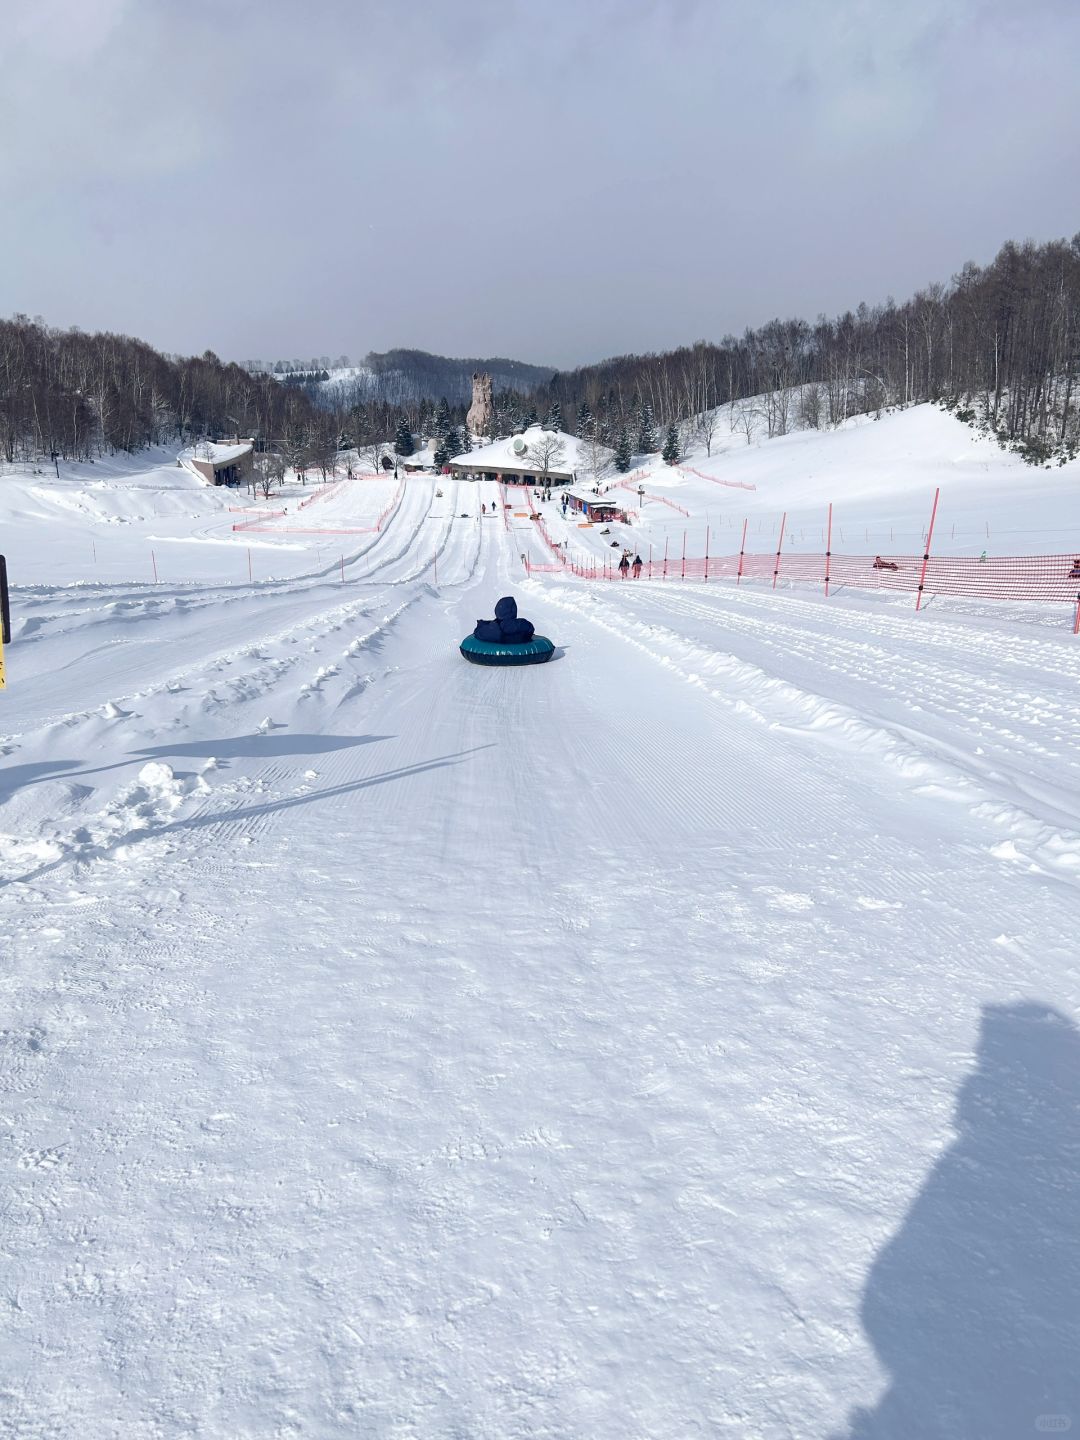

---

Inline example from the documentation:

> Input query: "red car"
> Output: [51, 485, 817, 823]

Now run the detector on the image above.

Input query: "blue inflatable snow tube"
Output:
[459, 633, 555, 666]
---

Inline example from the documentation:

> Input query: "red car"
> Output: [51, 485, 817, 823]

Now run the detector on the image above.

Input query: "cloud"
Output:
[4, 1, 220, 183]
[2, 0, 1077, 367]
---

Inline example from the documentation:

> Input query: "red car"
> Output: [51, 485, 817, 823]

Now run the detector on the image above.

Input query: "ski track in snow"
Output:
[1, 438, 1078, 1438]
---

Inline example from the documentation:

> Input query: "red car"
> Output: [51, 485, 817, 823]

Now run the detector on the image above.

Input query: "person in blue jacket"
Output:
[473, 596, 536, 645]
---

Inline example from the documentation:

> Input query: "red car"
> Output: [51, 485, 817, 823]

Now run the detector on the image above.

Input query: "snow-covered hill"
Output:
[1, 406, 1078, 1437]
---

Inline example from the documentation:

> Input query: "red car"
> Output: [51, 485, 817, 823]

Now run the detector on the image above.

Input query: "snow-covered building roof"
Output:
[565, 485, 623, 505]
[564, 486, 631, 517]
[179, 441, 254, 486]
[202, 442, 252, 465]
[178, 441, 253, 467]
[449, 427, 583, 480]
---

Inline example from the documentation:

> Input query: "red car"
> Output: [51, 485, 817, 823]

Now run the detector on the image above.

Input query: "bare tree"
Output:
[694, 406, 720, 456]
[254, 452, 284, 500]
[359, 439, 387, 474]
[762, 382, 792, 437]
[309, 425, 338, 480]
[797, 384, 824, 429]
[737, 402, 759, 446]
[281, 435, 309, 484]
[581, 433, 613, 482]
[526, 430, 567, 481]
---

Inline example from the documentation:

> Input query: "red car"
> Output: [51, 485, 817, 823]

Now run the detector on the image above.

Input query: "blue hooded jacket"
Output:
[473, 596, 536, 645]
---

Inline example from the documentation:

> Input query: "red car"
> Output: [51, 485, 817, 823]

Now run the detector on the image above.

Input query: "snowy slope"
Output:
[542, 405, 1080, 567]
[1, 411, 1078, 1438]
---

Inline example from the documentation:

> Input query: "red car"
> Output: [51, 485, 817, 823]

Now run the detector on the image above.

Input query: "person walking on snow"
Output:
[632, 554, 643, 579]
[618, 554, 630, 578]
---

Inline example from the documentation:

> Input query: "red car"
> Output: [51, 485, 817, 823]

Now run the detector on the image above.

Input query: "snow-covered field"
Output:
[2, 408, 1078, 1438]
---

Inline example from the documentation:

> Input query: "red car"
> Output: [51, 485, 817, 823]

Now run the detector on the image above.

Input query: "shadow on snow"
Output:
[834, 1001, 1080, 1440]
[0, 744, 493, 889]
[0, 734, 393, 802]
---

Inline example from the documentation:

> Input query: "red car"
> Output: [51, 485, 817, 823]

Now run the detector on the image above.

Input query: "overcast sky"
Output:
[4, 0, 1078, 370]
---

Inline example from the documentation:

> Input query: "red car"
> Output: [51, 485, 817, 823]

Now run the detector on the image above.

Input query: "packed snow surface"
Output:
[1, 406, 1078, 1438]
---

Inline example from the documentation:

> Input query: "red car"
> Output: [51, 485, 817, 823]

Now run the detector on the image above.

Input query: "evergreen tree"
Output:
[459, 422, 472, 453]
[445, 427, 462, 460]
[434, 397, 452, 438]
[433, 439, 449, 468]
[614, 427, 632, 473]
[393, 416, 414, 457]
[662, 422, 680, 465]
[598, 392, 615, 443]
[576, 399, 594, 437]
[544, 399, 563, 432]
[493, 392, 523, 439]
[637, 403, 656, 453]
[523, 406, 539, 429]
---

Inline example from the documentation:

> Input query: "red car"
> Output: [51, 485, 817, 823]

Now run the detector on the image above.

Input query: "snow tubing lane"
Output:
[459, 634, 555, 666]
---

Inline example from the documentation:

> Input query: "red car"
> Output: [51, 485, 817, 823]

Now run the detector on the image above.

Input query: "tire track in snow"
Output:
[625, 584, 1080, 839]
[532, 581, 1080, 882]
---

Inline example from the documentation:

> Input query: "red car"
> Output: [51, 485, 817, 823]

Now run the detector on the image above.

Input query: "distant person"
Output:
[1070, 558, 1080, 579]
[473, 596, 535, 645]
[873, 555, 899, 572]
[632, 554, 643, 579]
[618, 554, 630, 577]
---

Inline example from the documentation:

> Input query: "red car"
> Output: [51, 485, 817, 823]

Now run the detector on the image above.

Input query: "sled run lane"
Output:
[1, 490, 1078, 1437]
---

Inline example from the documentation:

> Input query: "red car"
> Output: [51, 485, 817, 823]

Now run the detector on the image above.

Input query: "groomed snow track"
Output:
[1, 474, 1078, 1438]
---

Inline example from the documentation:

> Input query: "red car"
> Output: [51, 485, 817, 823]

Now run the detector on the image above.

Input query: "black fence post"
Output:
[0, 555, 9, 645]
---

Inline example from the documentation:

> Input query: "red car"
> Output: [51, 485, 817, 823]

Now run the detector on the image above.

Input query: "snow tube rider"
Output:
[460, 596, 555, 666]
[473, 596, 535, 644]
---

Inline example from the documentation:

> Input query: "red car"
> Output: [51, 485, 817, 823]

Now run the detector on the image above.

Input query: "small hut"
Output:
[188, 442, 254, 487]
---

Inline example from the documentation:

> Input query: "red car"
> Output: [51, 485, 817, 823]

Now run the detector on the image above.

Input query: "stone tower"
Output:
[466, 371, 494, 440]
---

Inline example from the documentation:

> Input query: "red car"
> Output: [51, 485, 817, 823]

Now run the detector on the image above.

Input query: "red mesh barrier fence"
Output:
[611, 480, 690, 516]
[232, 508, 286, 531]
[676, 464, 757, 491]
[535, 546, 1080, 602]
[231, 477, 404, 536]
[295, 475, 352, 510]
[523, 514, 1080, 608]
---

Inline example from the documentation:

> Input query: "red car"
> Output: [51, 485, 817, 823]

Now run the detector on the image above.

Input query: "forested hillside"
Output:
[255, 350, 554, 406]
[532, 236, 1080, 463]
[0, 323, 327, 463]
[347, 349, 553, 405]
[3, 235, 1077, 466]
